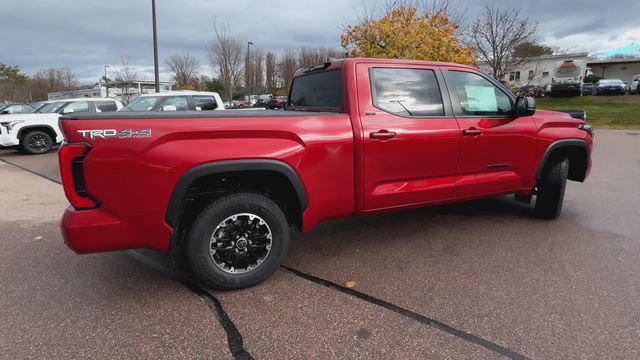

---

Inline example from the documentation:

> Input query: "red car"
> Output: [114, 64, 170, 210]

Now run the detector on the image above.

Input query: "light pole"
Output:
[104, 65, 110, 98]
[152, 0, 160, 93]
[247, 41, 254, 98]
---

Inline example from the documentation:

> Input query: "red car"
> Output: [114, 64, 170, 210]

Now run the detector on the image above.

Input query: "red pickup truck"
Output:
[58, 58, 593, 289]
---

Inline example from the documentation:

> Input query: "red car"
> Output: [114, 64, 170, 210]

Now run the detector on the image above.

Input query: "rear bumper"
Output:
[61, 206, 171, 254]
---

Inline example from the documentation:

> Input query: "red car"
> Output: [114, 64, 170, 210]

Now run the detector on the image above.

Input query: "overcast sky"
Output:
[0, 0, 638, 83]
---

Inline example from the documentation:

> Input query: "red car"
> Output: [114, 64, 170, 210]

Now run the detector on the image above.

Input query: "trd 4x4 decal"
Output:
[77, 129, 151, 139]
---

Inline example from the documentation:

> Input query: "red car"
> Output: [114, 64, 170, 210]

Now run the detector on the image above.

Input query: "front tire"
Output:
[187, 193, 290, 289]
[534, 154, 569, 219]
[21, 131, 53, 154]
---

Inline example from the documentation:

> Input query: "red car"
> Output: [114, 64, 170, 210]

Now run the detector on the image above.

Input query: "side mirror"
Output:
[162, 105, 177, 111]
[0, 110, 9, 114]
[61, 108, 74, 114]
[515, 96, 536, 117]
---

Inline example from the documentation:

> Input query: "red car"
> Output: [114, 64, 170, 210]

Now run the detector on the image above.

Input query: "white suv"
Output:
[0, 98, 123, 154]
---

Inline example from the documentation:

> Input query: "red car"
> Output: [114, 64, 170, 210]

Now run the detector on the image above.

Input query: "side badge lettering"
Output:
[77, 129, 152, 139]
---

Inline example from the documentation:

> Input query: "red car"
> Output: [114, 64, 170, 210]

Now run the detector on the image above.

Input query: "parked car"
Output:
[596, 79, 626, 95]
[630, 74, 640, 95]
[232, 99, 247, 108]
[0, 103, 39, 115]
[0, 98, 122, 154]
[253, 98, 268, 108]
[58, 58, 593, 289]
[120, 91, 225, 112]
[266, 96, 288, 109]
[581, 83, 597, 96]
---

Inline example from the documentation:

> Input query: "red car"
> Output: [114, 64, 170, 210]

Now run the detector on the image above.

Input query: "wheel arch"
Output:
[536, 139, 589, 182]
[165, 159, 308, 229]
[17, 125, 58, 142]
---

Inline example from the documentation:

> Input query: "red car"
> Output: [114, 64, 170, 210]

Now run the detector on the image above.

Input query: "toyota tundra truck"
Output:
[58, 58, 593, 289]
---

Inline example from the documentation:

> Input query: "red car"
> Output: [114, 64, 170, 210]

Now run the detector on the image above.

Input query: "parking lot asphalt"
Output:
[1, 129, 639, 359]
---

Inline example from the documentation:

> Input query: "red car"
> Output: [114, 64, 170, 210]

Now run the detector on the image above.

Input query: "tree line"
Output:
[166, 21, 344, 101]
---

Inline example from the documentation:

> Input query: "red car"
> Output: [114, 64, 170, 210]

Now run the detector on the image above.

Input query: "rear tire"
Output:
[534, 154, 569, 219]
[20, 131, 53, 154]
[187, 192, 290, 289]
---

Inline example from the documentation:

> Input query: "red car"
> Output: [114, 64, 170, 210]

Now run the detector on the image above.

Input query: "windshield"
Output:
[38, 102, 67, 113]
[119, 96, 163, 111]
[289, 70, 343, 110]
[2, 104, 36, 114]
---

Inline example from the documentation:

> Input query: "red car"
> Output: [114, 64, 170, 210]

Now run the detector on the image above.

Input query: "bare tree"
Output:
[470, 3, 537, 80]
[112, 58, 140, 103]
[278, 49, 298, 92]
[297, 47, 342, 69]
[166, 52, 200, 89]
[255, 48, 265, 93]
[208, 20, 244, 100]
[246, 47, 264, 94]
[265, 51, 277, 94]
[113, 58, 139, 83]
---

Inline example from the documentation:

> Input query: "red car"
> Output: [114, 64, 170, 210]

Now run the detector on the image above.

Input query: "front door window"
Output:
[449, 71, 512, 116]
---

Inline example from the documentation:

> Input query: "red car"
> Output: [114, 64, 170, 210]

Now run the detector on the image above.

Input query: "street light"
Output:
[152, 0, 160, 93]
[247, 41, 254, 99]
[104, 65, 110, 98]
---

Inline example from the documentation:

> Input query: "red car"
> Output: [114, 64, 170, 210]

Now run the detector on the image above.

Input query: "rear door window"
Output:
[289, 70, 343, 110]
[192, 96, 218, 111]
[93, 101, 118, 112]
[61, 101, 90, 114]
[371, 68, 444, 117]
[160, 96, 189, 111]
[121, 96, 163, 111]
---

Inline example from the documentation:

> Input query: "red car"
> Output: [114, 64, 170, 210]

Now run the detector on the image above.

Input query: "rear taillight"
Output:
[58, 143, 99, 209]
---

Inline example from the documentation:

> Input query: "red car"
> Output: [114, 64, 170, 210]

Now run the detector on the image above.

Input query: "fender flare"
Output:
[165, 159, 308, 228]
[535, 139, 589, 180]
[17, 125, 58, 141]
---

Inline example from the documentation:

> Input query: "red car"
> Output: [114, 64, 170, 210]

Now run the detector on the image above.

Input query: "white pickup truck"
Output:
[0, 98, 123, 154]
[118, 91, 226, 112]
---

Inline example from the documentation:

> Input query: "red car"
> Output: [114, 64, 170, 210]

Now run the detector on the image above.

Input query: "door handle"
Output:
[370, 130, 397, 140]
[462, 128, 483, 136]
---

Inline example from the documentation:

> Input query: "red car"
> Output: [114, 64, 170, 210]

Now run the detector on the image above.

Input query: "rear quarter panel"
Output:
[61, 114, 355, 250]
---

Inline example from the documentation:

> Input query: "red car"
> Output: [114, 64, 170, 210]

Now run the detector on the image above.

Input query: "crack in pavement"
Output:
[126, 250, 254, 360]
[281, 265, 530, 360]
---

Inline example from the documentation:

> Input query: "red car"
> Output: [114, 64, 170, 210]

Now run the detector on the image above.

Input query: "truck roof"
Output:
[137, 91, 221, 97]
[294, 57, 478, 76]
[50, 97, 119, 103]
